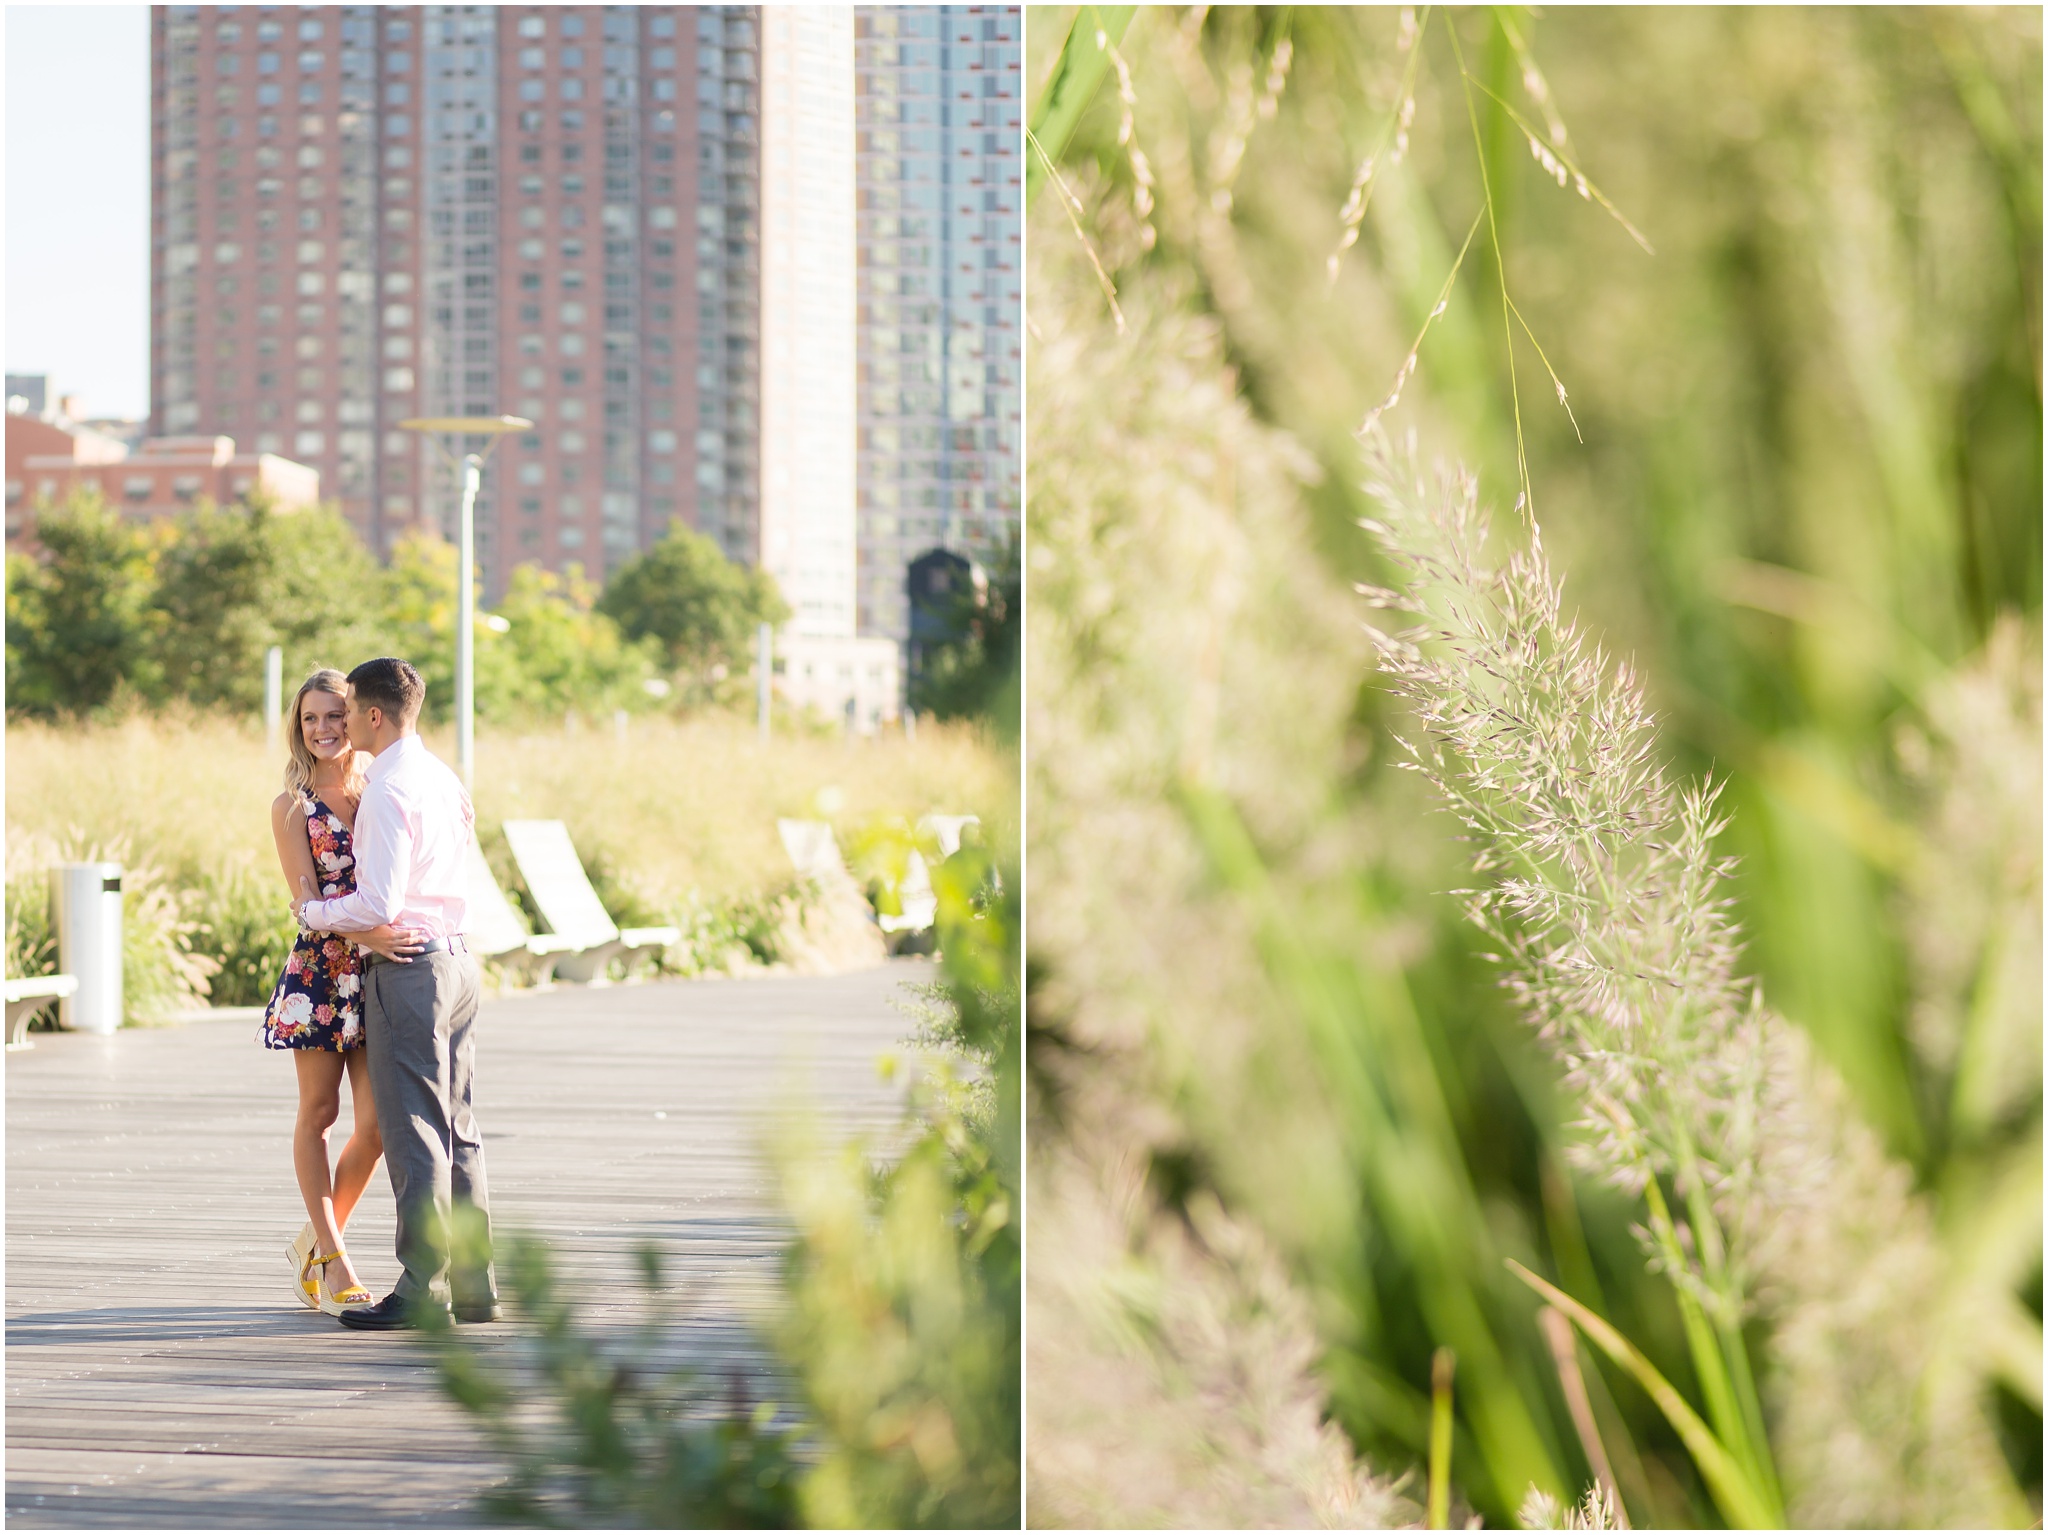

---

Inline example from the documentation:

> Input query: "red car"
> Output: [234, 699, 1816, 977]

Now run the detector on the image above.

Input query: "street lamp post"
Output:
[398, 415, 532, 788]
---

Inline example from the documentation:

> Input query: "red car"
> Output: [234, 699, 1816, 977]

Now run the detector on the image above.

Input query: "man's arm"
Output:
[299, 784, 416, 932]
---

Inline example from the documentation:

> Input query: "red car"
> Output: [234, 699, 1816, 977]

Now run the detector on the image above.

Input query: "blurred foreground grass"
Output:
[1028, 5, 2038, 1528]
[426, 838, 1020, 1529]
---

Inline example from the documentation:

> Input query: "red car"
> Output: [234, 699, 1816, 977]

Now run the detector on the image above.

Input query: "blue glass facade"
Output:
[853, 5, 1020, 651]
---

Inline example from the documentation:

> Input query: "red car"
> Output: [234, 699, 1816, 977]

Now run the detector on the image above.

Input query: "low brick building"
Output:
[6, 410, 320, 550]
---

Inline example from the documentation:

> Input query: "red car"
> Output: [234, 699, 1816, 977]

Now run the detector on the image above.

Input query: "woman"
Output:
[261, 668, 423, 1316]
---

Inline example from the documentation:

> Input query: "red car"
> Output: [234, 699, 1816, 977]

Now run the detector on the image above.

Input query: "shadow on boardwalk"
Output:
[7, 961, 927, 1528]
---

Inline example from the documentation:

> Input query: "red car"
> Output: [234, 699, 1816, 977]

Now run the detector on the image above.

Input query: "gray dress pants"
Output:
[362, 950, 496, 1306]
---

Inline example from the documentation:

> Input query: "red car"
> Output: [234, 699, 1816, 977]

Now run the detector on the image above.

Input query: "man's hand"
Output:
[358, 923, 428, 963]
[293, 874, 319, 927]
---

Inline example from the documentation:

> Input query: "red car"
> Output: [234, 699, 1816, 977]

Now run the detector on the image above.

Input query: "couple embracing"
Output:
[259, 657, 496, 1330]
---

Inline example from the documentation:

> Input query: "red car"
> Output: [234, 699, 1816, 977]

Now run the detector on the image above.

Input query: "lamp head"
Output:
[397, 415, 533, 435]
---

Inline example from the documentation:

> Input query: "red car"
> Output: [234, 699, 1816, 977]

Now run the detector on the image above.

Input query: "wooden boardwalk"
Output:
[7, 961, 931, 1528]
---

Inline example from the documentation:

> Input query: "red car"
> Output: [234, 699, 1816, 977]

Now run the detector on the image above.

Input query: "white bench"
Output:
[462, 836, 588, 986]
[501, 821, 680, 985]
[6, 975, 79, 1050]
[777, 816, 980, 939]
[919, 814, 981, 861]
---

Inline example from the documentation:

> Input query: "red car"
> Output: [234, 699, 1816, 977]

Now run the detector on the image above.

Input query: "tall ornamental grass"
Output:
[6, 710, 1015, 1010]
[1029, 4, 2038, 1526]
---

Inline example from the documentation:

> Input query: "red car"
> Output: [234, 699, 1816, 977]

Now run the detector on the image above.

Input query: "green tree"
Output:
[5, 490, 164, 717]
[490, 562, 660, 719]
[908, 544, 1018, 739]
[152, 495, 381, 711]
[370, 530, 469, 725]
[596, 521, 791, 685]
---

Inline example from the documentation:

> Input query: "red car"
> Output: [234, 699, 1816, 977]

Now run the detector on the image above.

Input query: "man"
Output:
[294, 657, 498, 1329]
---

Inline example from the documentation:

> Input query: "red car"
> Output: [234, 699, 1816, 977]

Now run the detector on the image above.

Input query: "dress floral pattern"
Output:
[260, 792, 366, 1052]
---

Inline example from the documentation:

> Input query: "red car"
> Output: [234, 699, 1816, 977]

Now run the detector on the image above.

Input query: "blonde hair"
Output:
[283, 668, 369, 804]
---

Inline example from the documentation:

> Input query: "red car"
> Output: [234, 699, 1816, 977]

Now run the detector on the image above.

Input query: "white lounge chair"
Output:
[779, 817, 935, 936]
[777, 818, 847, 883]
[918, 814, 981, 860]
[6, 975, 78, 1051]
[463, 836, 586, 985]
[887, 850, 939, 934]
[501, 820, 680, 985]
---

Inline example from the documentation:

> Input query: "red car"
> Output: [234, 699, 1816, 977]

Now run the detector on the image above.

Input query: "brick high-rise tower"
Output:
[152, 4, 762, 595]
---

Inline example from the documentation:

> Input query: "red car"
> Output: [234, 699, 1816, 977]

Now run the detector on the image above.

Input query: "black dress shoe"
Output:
[453, 1298, 499, 1324]
[337, 1292, 451, 1331]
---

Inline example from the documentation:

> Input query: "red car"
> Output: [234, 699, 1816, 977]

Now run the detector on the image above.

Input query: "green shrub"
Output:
[656, 881, 814, 976]
[5, 858, 56, 983]
[189, 864, 296, 1008]
[118, 858, 218, 1026]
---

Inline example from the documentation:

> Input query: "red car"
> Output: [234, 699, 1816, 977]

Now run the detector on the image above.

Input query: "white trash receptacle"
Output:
[53, 862, 124, 1034]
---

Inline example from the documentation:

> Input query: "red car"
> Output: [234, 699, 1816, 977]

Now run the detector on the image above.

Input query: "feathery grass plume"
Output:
[1358, 433, 2031, 1528]
[1028, 197, 1412, 1524]
[1030, 1147, 1417, 1530]
[1520, 1482, 1621, 1531]
[1097, 19, 1157, 252]
[1202, 21, 1289, 215]
[1358, 435, 1797, 1318]
[1894, 614, 2042, 1138]
[1327, 7, 1428, 286]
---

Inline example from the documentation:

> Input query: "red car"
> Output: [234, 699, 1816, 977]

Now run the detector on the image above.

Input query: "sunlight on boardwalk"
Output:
[7, 961, 929, 1528]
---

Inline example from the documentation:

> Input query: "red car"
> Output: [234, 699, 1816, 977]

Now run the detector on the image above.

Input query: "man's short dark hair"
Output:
[347, 657, 425, 727]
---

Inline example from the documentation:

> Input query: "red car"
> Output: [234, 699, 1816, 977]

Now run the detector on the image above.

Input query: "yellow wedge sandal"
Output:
[288, 1221, 319, 1310]
[306, 1249, 374, 1317]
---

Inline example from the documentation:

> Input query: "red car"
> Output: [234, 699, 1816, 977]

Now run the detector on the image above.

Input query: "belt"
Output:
[364, 934, 466, 966]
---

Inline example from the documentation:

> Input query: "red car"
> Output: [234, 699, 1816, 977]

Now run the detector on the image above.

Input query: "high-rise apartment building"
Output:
[852, 6, 1021, 651]
[151, 3, 762, 596]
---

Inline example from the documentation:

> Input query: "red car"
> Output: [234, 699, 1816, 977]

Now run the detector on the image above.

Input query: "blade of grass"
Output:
[1026, 5, 1136, 209]
[1445, 13, 1534, 518]
[1505, 1260, 1778, 1531]
[1459, 70, 1655, 255]
[1027, 128, 1126, 336]
[1179, 783, 1567, 1516]
[1429, 1348, 1456, 1529]
[1537, 1307, 1630, 1529]
[1641, 1178, 1782, 1525]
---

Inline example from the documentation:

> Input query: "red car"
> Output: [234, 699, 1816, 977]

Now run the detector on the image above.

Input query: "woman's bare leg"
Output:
[292, 1049, 377, 1297]
[331, 1047, 384, 1234]
[292, 1049, 348, 1267]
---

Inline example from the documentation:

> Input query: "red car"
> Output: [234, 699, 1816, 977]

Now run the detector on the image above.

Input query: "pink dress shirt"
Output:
[299, 733, 473, 941]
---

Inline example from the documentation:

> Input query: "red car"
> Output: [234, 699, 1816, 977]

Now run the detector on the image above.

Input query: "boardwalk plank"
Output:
[8, 962, 927, 1528]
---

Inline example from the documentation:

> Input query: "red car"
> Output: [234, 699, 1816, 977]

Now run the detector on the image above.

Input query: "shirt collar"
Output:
[367, 732, 419, 783]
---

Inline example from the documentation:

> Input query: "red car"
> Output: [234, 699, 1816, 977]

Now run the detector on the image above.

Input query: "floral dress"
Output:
[260, 792, 366, 1052]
